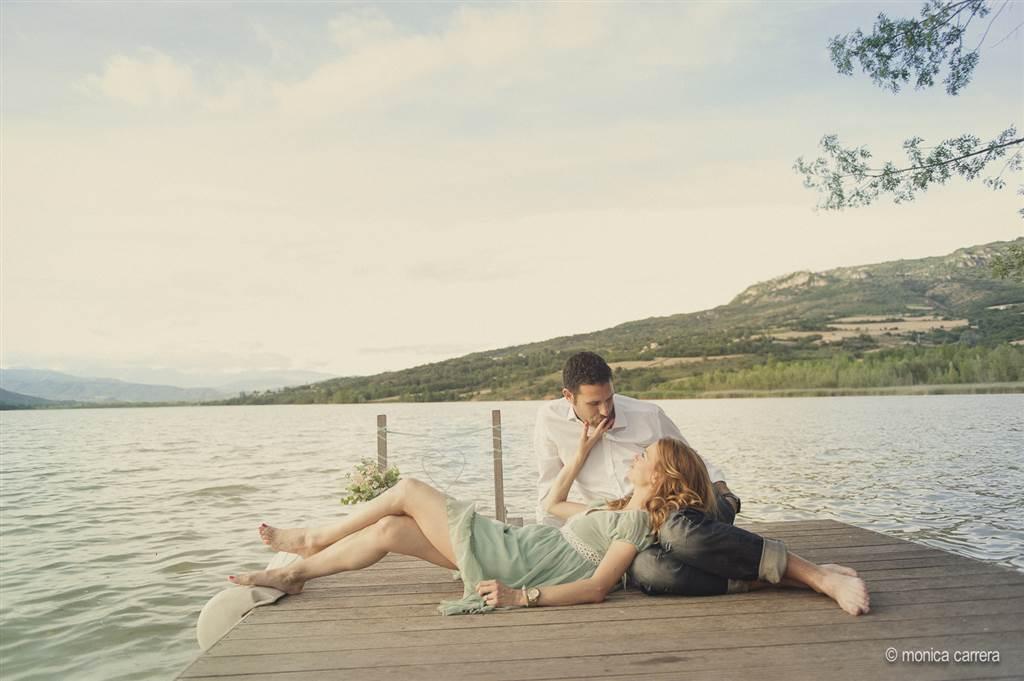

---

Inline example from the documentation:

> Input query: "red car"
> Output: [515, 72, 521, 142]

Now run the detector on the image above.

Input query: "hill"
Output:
[0, 388, 62, 409]
[222, 239, 1024, 404]
[0, 369, 225, 405]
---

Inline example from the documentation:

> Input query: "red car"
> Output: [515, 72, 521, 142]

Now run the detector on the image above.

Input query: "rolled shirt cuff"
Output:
[758, 537, 788, 584]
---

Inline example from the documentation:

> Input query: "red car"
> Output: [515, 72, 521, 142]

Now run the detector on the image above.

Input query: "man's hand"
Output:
[475, 580, 524, 608]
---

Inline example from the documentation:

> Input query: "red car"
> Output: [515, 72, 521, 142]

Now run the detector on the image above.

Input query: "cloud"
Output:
[201, 68, 274, 113]
[75, 3, 749, 119]
[328, 7, 400, 51]
[268, 3, 663, 118]
[78, 48, 194, 106]
[250, 20, 289, 64]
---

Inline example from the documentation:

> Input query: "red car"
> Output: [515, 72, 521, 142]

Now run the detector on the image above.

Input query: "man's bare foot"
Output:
[821, 563, 858, 577]
[228, 568, 305, 595]
[259, 523, 317, 557]
[818, 571, 870, 615]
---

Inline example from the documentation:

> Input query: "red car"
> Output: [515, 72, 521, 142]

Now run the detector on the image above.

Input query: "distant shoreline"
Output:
[3, 381, 1022, 410]
[636, 382, 1024, 400]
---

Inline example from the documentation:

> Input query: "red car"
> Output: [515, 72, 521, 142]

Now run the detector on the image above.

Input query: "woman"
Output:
[230, 421, 870, 616]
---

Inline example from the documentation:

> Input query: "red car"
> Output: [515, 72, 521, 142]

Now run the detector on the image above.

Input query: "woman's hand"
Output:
[578, 418, 613, 457]
[475, 580, 525, 608]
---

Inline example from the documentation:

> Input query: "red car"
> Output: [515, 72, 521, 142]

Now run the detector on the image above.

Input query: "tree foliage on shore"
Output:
[644, 344, 1024, 395]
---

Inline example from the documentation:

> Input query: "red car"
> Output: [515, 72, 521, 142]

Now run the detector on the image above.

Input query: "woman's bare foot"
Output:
[259, 523, 317, 557]
[228, 568, 305, 595]
[821, 563, 858, 577]
[818, 571, 870, 615]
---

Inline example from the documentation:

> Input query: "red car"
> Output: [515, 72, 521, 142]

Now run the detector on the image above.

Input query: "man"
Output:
[535, 351, 743, 594]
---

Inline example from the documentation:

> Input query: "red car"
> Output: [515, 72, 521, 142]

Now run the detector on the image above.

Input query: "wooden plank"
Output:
[190, 612, 1024, 674]
[301, 543, 1008, 595]
[179, 666, 1022, 681]
[178, 520, 1024, 681]
[222, 583, 1024, 641]
[267, 579, 1010, 621]
[298, 568, 456, 589]
[558, 664, 1022, 681]
[181, 629, 1022, 678]
[209, 597, 1024, 656]
[242, 569, 1024, 625]
[276, 554, 991, 610]
[735, 519, 848, 532]
[278, 551, 977, 602]
[284, 581, 463, 598]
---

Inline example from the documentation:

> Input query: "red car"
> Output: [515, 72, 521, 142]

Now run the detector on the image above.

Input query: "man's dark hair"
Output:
[562, 351, 612, 393]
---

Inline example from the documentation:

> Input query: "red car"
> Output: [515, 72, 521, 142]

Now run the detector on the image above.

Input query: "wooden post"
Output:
[377, 414, 387, 469]
[492, 409, 506, 522]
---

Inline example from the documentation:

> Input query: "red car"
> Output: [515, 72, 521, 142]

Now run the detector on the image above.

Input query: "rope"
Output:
[383, 424, 497, 438]
[373, 426, 500, 495]
[418, 445, 469, 495]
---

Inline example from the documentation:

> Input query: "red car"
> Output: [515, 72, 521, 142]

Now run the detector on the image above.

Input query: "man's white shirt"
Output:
[534, 394, 726, 526]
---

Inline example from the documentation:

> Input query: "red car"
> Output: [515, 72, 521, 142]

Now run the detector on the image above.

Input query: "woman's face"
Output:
[629, 443, 659, 489]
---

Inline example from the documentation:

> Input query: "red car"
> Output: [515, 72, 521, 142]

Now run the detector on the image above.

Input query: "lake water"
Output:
[1, 395, 1022, 680]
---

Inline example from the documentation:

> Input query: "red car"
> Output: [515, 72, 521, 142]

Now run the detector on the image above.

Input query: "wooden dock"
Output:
[178, 520, 1023, 680]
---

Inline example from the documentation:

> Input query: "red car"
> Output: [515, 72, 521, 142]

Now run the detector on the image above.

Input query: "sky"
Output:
[2, 1, 1022, 384]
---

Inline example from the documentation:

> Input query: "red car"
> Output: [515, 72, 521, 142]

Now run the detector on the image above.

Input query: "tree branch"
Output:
[975, 0, 1010, 51]
[794, 128, 1023, 215]
[840, 136, 1024, 179]
[989, 18, 1024, 48]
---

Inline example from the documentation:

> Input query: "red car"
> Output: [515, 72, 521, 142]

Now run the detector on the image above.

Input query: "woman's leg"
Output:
[260, 478, 455, 558]
[230, 514, 457, 593]
[233, 478, 459, 591]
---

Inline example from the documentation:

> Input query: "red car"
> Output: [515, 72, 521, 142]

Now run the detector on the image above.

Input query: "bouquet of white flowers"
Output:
[341, 459, 401, 505]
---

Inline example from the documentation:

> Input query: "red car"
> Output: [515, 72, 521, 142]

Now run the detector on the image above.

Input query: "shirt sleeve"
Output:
[655, 406, 727, 484]
[610, 512, 654, 552]
[534, 405, 565, 527]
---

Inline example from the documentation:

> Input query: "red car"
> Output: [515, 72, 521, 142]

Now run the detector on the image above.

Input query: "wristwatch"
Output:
[524, 586, 541, 607]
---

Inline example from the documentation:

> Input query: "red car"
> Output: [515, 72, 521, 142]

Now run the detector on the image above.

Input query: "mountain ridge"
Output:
[224, 238, 1024, 405]
[0, 368, 340, 406]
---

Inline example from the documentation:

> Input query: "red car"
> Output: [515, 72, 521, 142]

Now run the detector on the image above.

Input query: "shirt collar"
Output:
[609, 394, 629, 431]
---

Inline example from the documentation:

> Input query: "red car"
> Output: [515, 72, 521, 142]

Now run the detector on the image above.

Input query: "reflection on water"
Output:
[0, 395, 1021, 680]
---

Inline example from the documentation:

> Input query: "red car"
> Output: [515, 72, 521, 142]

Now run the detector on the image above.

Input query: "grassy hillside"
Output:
[223, 239, 1024, 404]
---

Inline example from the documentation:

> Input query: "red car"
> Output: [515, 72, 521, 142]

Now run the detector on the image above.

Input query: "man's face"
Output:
[564, 382, 615, 427]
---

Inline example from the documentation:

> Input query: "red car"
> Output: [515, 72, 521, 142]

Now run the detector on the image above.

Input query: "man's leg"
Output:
[657, 508, 778, 583]
[627, 499, 740, 596]
[628, 546, 731, 596]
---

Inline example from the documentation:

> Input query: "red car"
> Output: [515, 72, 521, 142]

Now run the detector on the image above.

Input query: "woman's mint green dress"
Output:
[439, 498, 654, 615]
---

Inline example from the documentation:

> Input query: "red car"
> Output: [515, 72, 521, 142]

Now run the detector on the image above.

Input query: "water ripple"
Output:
[0, 396, 1022, 681]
